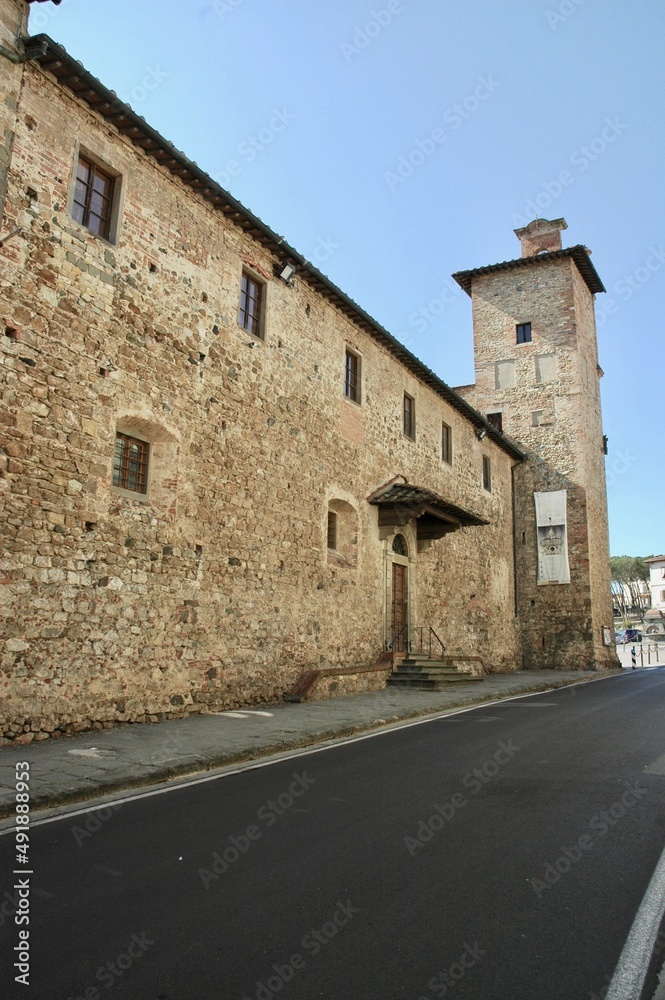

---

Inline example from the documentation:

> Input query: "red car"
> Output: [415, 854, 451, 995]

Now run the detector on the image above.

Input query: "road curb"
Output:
[0, 671, 625, 821]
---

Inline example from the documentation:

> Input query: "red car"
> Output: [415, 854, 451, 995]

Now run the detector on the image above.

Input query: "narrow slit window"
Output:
[482, 455, 492, 492]
[403, 393, 415, 440]
[113, 433, 149, 494]
[327, 510, 338, 550]
[344, 349, 361, 403]
[441, 421, 452, 464]
[238, 271, 264, 337]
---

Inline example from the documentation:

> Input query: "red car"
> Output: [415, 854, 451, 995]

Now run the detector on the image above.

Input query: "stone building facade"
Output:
[644, 556, 665, 637]
[454, 218, 617, 671]
[0, 0, 617, 743]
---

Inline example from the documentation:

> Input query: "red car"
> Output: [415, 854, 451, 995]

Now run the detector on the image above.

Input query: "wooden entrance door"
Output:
[391, 563, 408, 651]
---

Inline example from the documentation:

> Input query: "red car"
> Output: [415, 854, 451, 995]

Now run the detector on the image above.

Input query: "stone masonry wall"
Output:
[458, 257, 618, 670]
[571, 265, 615, 662]
[0, 0, 26, 219]
[0, 58, 520, 743]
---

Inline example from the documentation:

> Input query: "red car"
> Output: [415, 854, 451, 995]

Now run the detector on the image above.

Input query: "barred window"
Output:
[238, 271, 264, 337]
[113, 433, 149, 494]
[72, 155, 115, 239]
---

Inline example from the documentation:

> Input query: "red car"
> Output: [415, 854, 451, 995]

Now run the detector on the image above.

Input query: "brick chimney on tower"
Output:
[513, 217, 568, 257]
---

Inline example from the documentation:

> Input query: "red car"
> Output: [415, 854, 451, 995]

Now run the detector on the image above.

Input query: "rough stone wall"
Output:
[570, 266, 616, 665]
[458, 256, 618, 670]
[0, 59, 520, 742]
[0, 0, 27, 219]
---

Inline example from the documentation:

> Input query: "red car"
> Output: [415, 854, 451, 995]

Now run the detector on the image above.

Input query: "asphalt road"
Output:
[1, 669, 665, 999]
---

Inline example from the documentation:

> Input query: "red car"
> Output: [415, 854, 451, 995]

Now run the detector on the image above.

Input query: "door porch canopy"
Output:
[368, 482, 489, 542]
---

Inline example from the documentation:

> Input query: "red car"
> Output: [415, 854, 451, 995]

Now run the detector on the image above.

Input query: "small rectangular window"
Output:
[482, 455, 491, 492]
[441, 421, 452, 464]
[403, 393, 415, 440]
[532, 410, 543, 427]
[486, 412, 503, 432]
[113, 433, 149, 494]
[344, 349, 361, 403]
[72, 155, 115, 239]
[516, 322, 532, 344]
[327, 511, 338, 550]
[238, 271, 264, 337]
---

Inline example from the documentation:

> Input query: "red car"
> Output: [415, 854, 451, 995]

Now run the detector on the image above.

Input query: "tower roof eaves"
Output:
[452, 246, 605, 297]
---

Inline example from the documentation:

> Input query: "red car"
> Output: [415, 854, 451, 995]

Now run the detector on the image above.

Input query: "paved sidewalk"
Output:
[0, 668, 628, 819]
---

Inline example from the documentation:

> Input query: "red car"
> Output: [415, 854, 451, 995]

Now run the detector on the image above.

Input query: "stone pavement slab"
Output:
[0, 669, 625, 819]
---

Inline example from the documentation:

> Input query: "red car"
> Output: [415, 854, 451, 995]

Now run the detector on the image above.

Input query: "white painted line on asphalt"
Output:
[645, 753, 665, 777]
[0, 671, 627, 833]
[211, 710, 274, 718]
[605, 839, 665, 1000]
[491, 701, 559, 706]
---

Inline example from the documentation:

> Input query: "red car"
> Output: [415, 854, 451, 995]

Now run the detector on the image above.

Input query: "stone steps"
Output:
[387, 656, 483, 690]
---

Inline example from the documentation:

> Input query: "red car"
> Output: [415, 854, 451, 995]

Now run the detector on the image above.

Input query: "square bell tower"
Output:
[453, 219, 618, 670]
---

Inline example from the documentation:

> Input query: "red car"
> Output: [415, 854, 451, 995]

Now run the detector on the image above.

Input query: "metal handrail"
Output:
[387, 626, 445, 657]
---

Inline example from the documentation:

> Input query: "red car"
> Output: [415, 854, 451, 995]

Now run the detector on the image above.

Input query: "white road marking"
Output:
[605, 839, 665, 1000]
[490, 702, 558, 707]
[212, 710, 274, 718]
[645, 753, 665, 776]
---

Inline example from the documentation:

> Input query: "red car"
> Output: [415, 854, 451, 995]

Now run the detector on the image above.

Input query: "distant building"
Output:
[644, 556, 665, 636]
[0, 0, 618, 744]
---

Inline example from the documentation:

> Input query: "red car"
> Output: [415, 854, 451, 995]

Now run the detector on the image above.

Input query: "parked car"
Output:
[615, 628, 642, 643]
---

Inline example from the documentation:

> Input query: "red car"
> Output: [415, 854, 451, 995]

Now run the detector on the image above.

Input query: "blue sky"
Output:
[30, 0, 665, 557]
